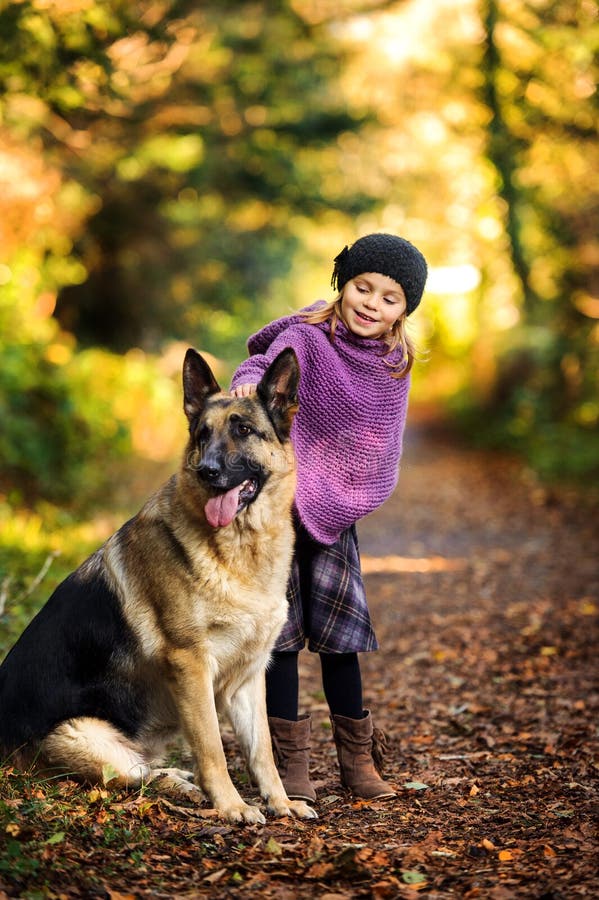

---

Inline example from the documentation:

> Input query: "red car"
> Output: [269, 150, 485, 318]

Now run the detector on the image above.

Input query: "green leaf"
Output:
[265, 837, 283, 856]
[45, 831, 65, 845]
[102, 763, 120, 785]
[402, 870, 427, 884]
[404, 781, 430, 791]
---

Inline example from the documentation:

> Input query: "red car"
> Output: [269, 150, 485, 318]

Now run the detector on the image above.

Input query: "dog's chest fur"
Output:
[101, 482, 294, 687]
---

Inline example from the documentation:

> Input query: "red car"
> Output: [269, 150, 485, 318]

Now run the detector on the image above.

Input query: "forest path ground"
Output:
[1, 412, 597, 899]
[289, 409, 598, 898]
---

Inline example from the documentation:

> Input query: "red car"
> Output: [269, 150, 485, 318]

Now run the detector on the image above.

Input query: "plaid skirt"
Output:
[274, 519, 378, 654]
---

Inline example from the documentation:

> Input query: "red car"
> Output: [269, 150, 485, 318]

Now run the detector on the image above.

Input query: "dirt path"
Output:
[293, 412, 599, 898]
[1, 415, 597, 898]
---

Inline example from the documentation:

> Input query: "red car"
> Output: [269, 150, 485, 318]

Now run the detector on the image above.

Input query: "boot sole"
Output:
[362, 791, 396, 800]
[342, 786, 396, 801]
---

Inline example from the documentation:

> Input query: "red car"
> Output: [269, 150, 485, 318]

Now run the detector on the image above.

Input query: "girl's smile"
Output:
[355, 310, 377, 324]
[340, 272, 407, 339]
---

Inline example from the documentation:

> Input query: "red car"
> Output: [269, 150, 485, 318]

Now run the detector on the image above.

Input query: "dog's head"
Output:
[182, 348, 299, 529]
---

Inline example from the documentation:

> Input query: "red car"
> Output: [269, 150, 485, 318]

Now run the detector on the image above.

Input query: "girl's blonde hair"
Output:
[301, 295, 415, 378]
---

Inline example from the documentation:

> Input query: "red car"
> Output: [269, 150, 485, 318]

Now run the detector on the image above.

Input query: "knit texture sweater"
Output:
[230, 303, 411, 544]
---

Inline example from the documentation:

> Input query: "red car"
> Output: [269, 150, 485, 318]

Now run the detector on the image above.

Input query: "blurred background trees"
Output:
[0, 0, 597, 513]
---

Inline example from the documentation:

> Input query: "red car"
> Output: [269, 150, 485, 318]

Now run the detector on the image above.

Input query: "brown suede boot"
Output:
[268, 714, 316, 803]
[331, 710, 396, 800]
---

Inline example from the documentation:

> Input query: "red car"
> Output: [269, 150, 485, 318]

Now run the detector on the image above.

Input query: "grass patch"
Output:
[0, 501, 113, 657]
[0, 765, 214, 897]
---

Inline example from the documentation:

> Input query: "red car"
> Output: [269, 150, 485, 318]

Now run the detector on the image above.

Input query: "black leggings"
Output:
[265, 651, 363, 720]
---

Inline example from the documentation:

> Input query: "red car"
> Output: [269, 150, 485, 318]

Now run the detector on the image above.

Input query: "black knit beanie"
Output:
[331, 232, 428, 315]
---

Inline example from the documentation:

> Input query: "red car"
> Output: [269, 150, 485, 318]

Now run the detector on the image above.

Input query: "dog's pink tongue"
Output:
[204, 484, 243, 528]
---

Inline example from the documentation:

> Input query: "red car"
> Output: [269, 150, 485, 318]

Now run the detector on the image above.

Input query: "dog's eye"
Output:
[197, 424, 211, 442]
[229, 413, 254, 437]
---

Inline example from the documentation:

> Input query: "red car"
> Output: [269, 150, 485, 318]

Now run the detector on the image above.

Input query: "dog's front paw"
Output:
[287, 799, 318, 819]
[147, 768, 203, 801]
[267, 798, 318, 820]
[218, 802, 266, 826]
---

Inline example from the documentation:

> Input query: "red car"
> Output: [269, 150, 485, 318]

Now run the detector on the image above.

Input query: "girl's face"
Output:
[340, 272, 407, 339]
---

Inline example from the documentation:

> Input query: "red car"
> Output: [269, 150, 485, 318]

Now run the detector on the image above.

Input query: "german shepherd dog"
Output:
[0, 347, 316, 824]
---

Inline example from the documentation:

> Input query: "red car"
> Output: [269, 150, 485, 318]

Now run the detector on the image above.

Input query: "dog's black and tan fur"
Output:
[0, 348, 316, 824]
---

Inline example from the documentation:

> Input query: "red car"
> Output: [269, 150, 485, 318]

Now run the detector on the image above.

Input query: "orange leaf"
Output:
[305, 862, 335, 879]
[498, 850, 513, 861]
[412, 734, 434, 745]
[371, 851, 392, 867]
[372, 879, 402, 898]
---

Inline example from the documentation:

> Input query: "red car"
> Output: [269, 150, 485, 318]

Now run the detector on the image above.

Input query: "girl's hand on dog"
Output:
[231, 383, 258, 398]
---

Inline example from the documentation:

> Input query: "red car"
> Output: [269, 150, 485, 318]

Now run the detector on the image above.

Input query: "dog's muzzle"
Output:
[194, 452, 265, 528]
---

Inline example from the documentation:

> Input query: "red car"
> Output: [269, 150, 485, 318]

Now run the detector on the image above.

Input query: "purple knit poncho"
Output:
[230, 303, 411, 545]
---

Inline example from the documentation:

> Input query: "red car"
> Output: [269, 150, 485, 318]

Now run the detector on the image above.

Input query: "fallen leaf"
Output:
[44, 832, 65, 845]
[370, 850, 392, 867]
[203, 868, 227, 884]
[411, 734, 435, 745]
[265, 836, 283, 856]
[305, 861, 335, 879]
[102, 763, 120, 785]
[372, 879, 402, 898]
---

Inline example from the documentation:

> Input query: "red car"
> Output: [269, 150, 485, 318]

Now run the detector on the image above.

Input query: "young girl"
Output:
[230, 233, 427, 803]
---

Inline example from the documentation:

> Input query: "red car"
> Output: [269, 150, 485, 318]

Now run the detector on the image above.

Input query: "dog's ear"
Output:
[257, 348, 300, 441]
[183, 349, 221, 422]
